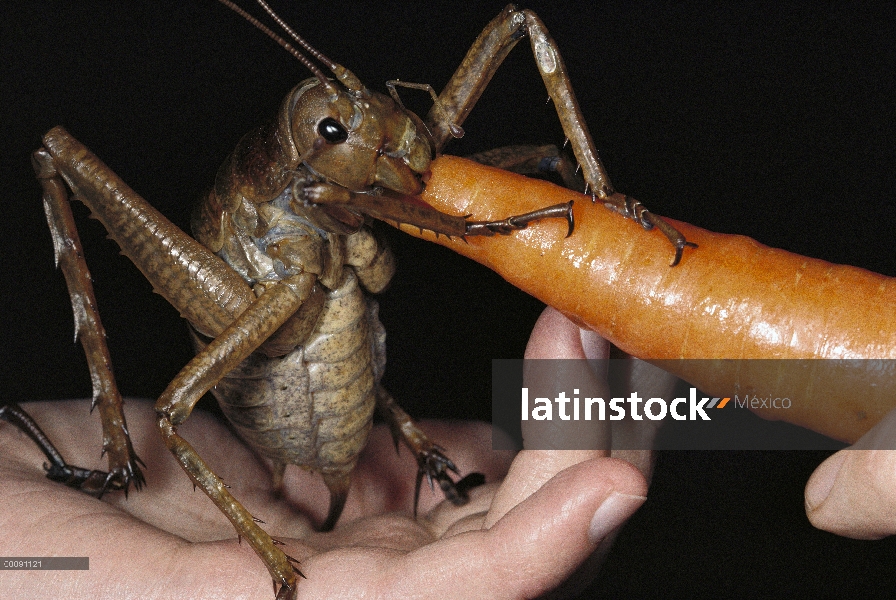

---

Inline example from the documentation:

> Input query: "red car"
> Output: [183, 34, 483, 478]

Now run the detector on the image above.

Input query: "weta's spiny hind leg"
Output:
[38, 128, 255, 339]
[32, 149, 144, 496]
[30, 125, 259, 495]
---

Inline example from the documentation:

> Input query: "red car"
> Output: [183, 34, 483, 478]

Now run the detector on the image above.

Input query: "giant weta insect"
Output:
[1, 1, 694, 597]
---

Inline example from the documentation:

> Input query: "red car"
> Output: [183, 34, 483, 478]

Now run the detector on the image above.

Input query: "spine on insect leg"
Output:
[41, 127, 255, 338]
[33, 152, 141, 486]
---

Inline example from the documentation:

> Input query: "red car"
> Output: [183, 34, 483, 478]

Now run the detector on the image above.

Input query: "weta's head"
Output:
[221, 0, 469, 236]
[220, 0, 436, 197]
[290, 77, 434, 196]
[285, 74, 474, 237]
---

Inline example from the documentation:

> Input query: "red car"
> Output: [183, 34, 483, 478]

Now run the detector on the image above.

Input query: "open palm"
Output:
[0, 391, 646, 599]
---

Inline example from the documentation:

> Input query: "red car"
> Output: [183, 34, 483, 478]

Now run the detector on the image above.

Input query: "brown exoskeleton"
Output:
[2, 2, 693, 597]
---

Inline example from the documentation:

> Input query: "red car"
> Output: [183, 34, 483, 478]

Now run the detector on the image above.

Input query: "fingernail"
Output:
[805, 451, 848, 511]
[588, 492, 647, 544]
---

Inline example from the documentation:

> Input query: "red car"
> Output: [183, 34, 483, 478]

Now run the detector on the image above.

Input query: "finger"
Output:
[489, 308, 609, 526]
[523, 306, 609, 361]
[805, 407, 896, 539]
[382, 457, 647, 599]
[485, 449, 599, 529]
[607, 359, 678, 483]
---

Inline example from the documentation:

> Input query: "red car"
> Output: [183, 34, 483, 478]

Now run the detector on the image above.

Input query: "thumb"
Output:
[481, 457, 646, 597]
[393, 456, 646, 599]
[805, 407, 896, 539]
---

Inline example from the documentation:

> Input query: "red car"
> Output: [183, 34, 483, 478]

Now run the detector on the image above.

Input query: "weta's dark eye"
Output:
[318, 118, 348, 143]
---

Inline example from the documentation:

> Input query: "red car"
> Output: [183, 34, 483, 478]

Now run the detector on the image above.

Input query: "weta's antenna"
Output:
[215, 0, 328, 84]
[216, 0, 365, 93]
[252, 0, 339, 72]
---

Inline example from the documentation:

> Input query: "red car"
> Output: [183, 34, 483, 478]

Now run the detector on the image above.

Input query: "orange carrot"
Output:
[400, 155, 896, 443]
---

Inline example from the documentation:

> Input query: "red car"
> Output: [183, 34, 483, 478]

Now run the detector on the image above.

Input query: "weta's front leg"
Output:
[307, 181, 574, 238]
[427, 5, 697, 265]
[154, 273, 317, 600]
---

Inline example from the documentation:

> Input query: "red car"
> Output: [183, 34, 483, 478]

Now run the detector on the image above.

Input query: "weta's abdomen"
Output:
[209, 270, 384, 476]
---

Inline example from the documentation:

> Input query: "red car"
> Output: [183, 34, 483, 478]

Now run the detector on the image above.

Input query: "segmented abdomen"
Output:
[209, 270, 385, 475]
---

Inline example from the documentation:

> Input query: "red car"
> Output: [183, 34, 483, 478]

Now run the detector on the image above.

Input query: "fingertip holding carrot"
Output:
[400, 156, 896, 443]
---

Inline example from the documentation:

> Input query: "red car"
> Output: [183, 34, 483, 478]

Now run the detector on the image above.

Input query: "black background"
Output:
[2, 2, 896, 597]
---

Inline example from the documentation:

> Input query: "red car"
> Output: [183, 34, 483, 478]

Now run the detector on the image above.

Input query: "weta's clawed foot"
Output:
[464, 201, 574, 238]
[382, 408, 464, 509]
[602, 193, 697, 266]
[412, 443, 485, 518]
[273, 553, 305, 599]
[375, 387, 485, 517]
[274, 574, 299, 600]
[669, 238, 699, 268]
[46, 451, 146, 499]
[0, 400, 145, 498]
[639, 210, 698, 267]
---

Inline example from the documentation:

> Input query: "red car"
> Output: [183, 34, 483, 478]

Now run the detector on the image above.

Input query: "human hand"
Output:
[521, 306, 678, 480]
[0, 393, 646, 599]
[503, 306, 680, 596]
[805, 407, 896, 539]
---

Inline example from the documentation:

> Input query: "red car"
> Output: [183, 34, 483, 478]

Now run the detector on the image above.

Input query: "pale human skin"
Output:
[3, 306, 884, 598]
[0, 307, 649, 599]
[805, 408, 896, 540]
[537, 308, 896, 544]
[530, 311, 896, 549]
